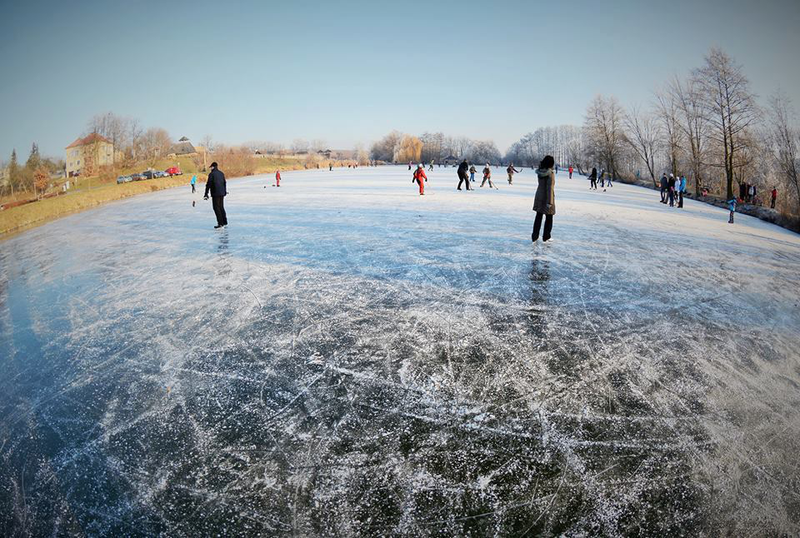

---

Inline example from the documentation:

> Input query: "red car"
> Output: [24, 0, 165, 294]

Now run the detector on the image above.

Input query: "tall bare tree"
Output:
[768, 92, 800, 211]
[694, 48, 759, 200]
[670, 76, 707, 195]
[624, 106, 660, 187]
[655, 91, 683, 177]
[584, 95, 626, 178]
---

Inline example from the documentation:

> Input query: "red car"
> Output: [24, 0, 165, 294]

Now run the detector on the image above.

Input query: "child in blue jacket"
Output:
[727, 198, 736, 224]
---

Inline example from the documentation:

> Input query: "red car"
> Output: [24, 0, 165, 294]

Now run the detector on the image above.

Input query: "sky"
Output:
[1, 0, 799, 161]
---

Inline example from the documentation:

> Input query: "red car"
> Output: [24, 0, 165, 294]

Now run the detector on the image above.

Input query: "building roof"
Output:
[66, 133, 112, 149]
[168, 141, 197, 155]
[178, 136, 190, 142]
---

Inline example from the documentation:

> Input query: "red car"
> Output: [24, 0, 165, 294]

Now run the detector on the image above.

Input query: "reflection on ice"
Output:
[1, 166, 799, 535]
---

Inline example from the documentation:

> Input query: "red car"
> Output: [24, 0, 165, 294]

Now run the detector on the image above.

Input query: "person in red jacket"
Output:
[413, 163, 427, 195]
[275, 170, 281, 187]
[568, 165, 573, 179]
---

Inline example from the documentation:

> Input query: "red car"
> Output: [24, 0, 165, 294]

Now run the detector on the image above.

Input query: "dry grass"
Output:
[0, 156, 342, 238]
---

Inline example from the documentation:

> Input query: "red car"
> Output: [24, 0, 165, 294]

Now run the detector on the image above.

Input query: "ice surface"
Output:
[1, 166, 799, 536]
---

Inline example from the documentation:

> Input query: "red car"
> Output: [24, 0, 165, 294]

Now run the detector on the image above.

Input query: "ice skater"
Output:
[507, 163, 520, 184]
[599, 169, 606, 189]
[469, 164, 477, 183]
[204, 162, 228, 229]
[457, 159, 472, 191]
[678, 175, 686, 208]
[275, 170, 281, 187]
[660, 173, 668, 203]
[589, 167, 598, 190]
[413, 163, 427, 195]
[429, 160, 435, 171]
[190, 174, 197, 193]
[771, 187, 778, 209]
[568, 165, 573, 179]
[727, 197, 736, 224]
[532, 155, 556, 243]
[481, 163, 497, 189]
[668, 174, 676, 207]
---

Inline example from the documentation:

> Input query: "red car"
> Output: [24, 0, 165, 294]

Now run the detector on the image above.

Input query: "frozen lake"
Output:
[2, 165, 799, 535]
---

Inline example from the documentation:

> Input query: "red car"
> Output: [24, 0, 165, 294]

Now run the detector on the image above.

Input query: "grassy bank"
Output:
[0, 157, 325, 239]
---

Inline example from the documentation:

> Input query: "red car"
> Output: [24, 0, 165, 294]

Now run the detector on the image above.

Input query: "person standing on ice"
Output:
[429, 160, 435, 171]
[408, 161, 412, 170]
[667, 174, 676, 207]
[771, 187, 778, 209]
[481, 163, 497, 189]
[412, 163, 427, 195]
[660, 173, 668, 203]
[275, 170, 281, 187]
[568, 165, 573, 179]
[457, 159, 472, 191]
[469, 164, 477, 183]
[506, 163, 520, 184]
[588, 167, 598, 190]
[678, 175, 686, 208]
[727, 197, 736, 224]
[190, 174, 197, 193]
[531, 155, 556, 243]
[204, 161, 228, 229]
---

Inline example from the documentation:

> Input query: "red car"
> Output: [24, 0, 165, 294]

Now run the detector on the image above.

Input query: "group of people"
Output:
[659, 173, 687, 208]
[587, 167, 613, 191]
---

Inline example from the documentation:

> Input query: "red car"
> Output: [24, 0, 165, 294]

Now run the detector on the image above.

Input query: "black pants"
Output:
[668, 191, 675, 207]
[532, 212, 553, 242]
[212, 196, 228, 226]
[678, 191, 683, 208]
[729, 210, 734, 224]
[457, 174, 471, 190]
[771, 198, 776, 209]
[191, 184, 196, 193]
[660, 188, 666, 202]
[590, 178, 597, 189]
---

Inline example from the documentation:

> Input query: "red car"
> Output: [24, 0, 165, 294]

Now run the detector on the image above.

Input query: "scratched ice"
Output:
[1, 166, 799, 536]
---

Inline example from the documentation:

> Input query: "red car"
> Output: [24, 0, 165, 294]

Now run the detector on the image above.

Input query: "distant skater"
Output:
[668, 174, 676, 207]
[532, 155, 556, 243]
[457, 159, 472, 191]
[727, 197, 736, 224]
[275, 170, 281, 187]
[568, 165, 573, 179]
[771, 187, 777, 209]
[413, 163, 427, 195]
[204, 161, 228, 229]
[469, 164, 477, 183]
[599, 169, 606, 189]
[329, 163, 333, 171]
[589, 167, 598, 190]
[660, 173, 668, 203]
[408, 161, 412, 170]
[507, 163, 520, 184]
[481, 163, 497, 189]
[678, 175, 686, 208]
[190, 174, 197, 193]
[429, 160, 435, 171]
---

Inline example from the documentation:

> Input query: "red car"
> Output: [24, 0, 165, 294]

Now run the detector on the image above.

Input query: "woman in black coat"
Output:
[589, 167, 598, 190]
[532, 155, 556, 243]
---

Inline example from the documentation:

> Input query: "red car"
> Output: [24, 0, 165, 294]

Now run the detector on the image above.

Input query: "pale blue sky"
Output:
[1, 0, 798, 160]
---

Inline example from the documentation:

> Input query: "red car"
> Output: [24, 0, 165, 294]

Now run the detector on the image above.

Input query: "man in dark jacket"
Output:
[457, 160, 471, 191]
[204, 162, 228, 228]
[660, 174, 668, 203]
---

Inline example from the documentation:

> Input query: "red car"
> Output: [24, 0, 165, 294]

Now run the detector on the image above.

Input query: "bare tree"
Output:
[87, 112, 132, 163]
[768, 92, 800, 212]
[670, 76, 708, 195]
[694, 48, 759, 200]
[584, 95, 626, 178]
[624, 106, 660, 187]
[291, 139, 310, 154]
[655, 90, 684, 176]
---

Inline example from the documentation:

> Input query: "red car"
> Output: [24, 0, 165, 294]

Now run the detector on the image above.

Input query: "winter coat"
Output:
[190, 175, 197, 185]
[413, 168, 427, 184]
[727, 198, 737, 212]
[205, 168, 227, 197]
[532, 167, 556, 215]
[457, 161, 469, 178]
[660, 176, 668, 189]
[483, 166, 491, 178]
[679, 178, 686, 192]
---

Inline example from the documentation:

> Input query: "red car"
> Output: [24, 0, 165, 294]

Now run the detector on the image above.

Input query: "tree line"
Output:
[370, 131, 502, 165]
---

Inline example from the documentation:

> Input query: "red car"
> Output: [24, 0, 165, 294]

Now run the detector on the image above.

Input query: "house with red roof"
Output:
[65, 133, 123, 177]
